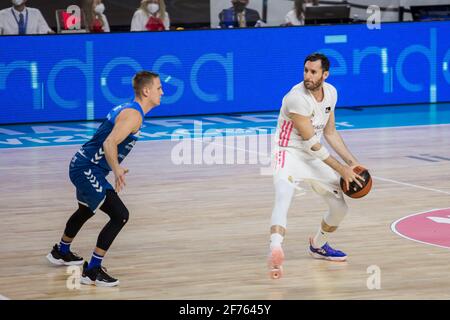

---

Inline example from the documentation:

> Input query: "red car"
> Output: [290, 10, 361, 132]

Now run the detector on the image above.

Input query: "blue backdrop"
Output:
[1, 21, 450, 124]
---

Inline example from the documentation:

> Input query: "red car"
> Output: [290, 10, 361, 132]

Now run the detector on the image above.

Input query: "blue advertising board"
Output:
[1, 21, 449, 124]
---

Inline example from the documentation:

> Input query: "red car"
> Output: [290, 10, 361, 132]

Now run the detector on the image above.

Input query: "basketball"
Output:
[340, 166, 372, 198]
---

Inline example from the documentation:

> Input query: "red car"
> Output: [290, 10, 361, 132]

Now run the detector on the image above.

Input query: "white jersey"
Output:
[272, 81, 341, 197]
[274, 81, 337, 150]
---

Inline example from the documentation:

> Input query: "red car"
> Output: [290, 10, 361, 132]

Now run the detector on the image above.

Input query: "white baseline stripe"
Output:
[1, 123, 449, 196]
[201, 137, 450, 197]
[1, 123, 450, 151]
[1, 124, 449, 197]
[0, 294, 10, 300]
[374, 176, 450, 196]
[338, 123, 450, 132]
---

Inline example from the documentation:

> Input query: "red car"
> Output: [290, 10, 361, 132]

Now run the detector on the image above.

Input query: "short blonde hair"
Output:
[132, 71, 160, 98]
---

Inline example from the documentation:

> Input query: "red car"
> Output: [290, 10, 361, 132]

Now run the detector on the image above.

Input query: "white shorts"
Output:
[272, 146, 343, 198]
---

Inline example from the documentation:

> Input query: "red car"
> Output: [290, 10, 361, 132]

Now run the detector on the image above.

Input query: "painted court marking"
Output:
[201, 136, 450, 197]
[391, 208, 450, 249]
[373, 176, 450, 196]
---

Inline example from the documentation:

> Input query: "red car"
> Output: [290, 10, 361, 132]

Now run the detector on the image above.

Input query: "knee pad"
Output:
[309, 180, 340, 197]
[324, 199, 348, 227]
[310, 181, 328, 195]
[101, 190, 129, 226]
[64, 203, 95, 238]
[112, 206, 129, 227]
[111, 206, 129, 226]
[120, 207, 129, 225]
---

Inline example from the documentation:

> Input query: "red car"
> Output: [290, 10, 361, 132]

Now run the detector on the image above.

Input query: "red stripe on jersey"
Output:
[278, 120, 287, 147]
[283, 121, 294, 147]
[286, 121, 294, 147]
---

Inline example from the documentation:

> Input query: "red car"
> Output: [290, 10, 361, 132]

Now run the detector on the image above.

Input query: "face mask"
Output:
[147, 3, 159, 14]
[94, 3, 105, 14]
[233, 1, 246, 12]
[12, 0, 24, 6]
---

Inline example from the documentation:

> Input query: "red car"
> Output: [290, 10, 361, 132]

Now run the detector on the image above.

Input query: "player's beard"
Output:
[304, 77, 324, 91]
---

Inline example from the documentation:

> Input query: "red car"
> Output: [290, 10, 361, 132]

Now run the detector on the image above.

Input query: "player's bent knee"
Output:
[325, 205, 348, 228]
[100, 189, 129, 226]
[120, 208, 129, 226]
[335, 201, 349, 216]
[109, 206, 129, 227]
[63, 204, 95, 238]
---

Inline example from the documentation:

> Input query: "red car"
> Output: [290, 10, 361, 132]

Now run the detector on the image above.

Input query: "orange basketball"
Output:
[340, 166, 372, 199]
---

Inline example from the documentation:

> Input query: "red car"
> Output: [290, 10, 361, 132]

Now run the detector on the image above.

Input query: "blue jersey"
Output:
[75, 101, 145, 172]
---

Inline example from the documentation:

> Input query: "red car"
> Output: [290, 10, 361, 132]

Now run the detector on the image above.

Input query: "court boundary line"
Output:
[199, 136, 450, 197]
[338, 123, 450, 132]
[2, 123, 449, 196]
[1, 123, 450, 151]
[1, 121, 450, 197]
[373, 176, 450, 196]
[391, 208, 450, 250]
[0, 294, 10, 300]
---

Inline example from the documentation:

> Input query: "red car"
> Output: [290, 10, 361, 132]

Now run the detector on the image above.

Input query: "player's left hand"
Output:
[341, 166, 364, 191]
[349, 164, 369, 188]
[114, 166, 129, 193]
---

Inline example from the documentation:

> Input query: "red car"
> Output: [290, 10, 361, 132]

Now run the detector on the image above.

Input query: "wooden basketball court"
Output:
[0, 123, 449, 299]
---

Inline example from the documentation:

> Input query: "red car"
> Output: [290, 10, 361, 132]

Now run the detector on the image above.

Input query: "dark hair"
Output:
[294, 0, 305, 19]
[295, 0, 319, 17]
[304, 53, 330, 72]
[132, 71, 159, 98]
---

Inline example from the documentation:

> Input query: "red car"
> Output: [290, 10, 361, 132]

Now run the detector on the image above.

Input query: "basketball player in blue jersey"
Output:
[46, 71, 163, 287]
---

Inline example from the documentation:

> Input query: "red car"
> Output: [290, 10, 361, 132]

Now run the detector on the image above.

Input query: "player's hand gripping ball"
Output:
[340, 166, 372, 198]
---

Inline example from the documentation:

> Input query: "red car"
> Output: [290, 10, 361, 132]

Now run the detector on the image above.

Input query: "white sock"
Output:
[270, 233, 284, 249]
[313, 227, 329, 248]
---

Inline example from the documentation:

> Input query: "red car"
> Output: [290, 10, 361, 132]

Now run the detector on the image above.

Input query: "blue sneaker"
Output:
[308, 238, 347, 262]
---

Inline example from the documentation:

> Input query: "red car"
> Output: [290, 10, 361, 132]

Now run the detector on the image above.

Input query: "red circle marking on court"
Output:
[391, 208, 450, 249]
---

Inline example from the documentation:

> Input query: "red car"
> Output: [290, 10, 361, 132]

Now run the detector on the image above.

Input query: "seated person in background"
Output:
[0, 0, 53, 35]
[284, 0, 318, 26]
[83, 0, 110, 33]
[219, 0, 262, 28]
[131, 0, 170, 31]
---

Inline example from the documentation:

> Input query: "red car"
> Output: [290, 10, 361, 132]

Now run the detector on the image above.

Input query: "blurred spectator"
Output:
[0, 0, 53, 35]
[219, 0, 262, 28]
[284, 0, 318, 26]
[82, 0, 110, 33]
[131, 0, 170, 31]
[350, 0, 401, 22]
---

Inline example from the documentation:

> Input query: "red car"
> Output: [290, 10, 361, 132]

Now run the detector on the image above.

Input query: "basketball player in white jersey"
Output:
[268, 53, 367, 279]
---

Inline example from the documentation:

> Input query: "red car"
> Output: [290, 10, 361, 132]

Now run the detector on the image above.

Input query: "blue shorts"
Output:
[69, 153, 113, 212]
